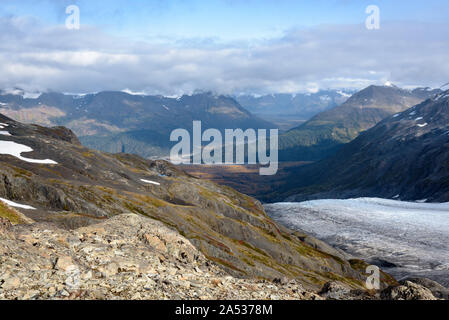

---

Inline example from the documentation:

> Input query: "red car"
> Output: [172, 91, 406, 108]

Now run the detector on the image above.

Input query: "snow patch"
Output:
[393, 114, 400, 118]
[140, 179, 160, 186]
[319, 95, 331, 102]
[121, 89, 146, 96]
[436, 93, 449, 101]
[415, 199, 427, 203]
[0, 197, 36, 210]
[415, 117, 423, 121]
[337, 90, 352, 98]
[417, 123, 428, 128]
[23, 92, 42, 99]
[0, 140, 57, 164]
[1, 89, 41, 99]
[0, 131, 11, 136]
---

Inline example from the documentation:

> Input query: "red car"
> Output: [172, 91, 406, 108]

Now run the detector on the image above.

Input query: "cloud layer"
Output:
[1, 16, 449, 95]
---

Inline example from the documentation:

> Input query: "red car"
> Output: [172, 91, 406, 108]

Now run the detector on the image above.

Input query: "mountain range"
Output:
[235, 90, 353, 130]
[1, 85, 440, 165]
[269, 90, 449, 202]
[0, 91, 275, 159]
[278, 85, 441, 161]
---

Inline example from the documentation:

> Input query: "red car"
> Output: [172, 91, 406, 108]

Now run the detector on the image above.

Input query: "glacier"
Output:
[264, 198, 449, 287]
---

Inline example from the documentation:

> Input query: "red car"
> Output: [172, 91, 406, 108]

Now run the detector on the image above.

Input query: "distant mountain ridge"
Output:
[235, 90, 353, 118]
[271, 89, 449, 202]
[0, 90, 275, 158]
[278, 85, 441, 161]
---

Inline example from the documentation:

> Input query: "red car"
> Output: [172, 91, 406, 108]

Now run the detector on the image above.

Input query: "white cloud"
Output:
[0, 17, 448, 95]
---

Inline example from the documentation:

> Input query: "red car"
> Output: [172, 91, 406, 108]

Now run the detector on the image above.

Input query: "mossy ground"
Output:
[0, 201, 26, 225]
[349, 259, 399, 287]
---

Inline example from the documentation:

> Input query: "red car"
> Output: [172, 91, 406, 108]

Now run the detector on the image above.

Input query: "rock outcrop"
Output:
[399, 278, 449, 300]
[0, 213, 321, 300]
[380, 281, 437, 300]
[1, 213, 441, 300]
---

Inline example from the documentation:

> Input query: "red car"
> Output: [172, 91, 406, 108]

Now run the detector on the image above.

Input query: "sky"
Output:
[0, 0, 448, 95]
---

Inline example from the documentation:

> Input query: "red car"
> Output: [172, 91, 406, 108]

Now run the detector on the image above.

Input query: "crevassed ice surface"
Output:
[264, 198, 449, 287]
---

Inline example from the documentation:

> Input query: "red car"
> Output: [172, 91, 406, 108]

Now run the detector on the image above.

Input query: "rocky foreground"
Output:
[1, 213, 447, 300]
[0, 214, 320, 300]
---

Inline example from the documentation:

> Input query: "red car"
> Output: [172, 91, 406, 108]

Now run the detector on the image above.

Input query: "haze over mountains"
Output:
[235, 90, 354, 130]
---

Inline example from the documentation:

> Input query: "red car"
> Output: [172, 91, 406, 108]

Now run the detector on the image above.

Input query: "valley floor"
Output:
[265, 198, 449, 288]
[179, 162, 311, 199]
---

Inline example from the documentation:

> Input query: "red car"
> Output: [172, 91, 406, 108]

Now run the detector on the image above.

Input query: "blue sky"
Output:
[0, 1, 448, 95]
[1, 0, 448, 42]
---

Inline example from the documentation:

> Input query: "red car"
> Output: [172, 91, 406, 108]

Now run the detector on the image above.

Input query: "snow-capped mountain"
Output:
[278, 84, 441, 161]
[235, 90, 353, 119]
[0, 90, 274, 158]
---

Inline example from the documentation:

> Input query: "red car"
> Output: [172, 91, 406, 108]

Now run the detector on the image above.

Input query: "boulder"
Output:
[400, 278, 449, 300]
[381, 281, 437, 300]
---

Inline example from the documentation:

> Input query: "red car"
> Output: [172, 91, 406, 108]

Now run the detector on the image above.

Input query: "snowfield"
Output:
[0, 140, 57, 164]
[0, 197, 36, 210]
[265, 198, 449, 287]
[140, 179, 160, 186]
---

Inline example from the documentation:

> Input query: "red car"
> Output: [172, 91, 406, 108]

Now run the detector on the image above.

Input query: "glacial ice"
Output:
[265, 198, 449, 286]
